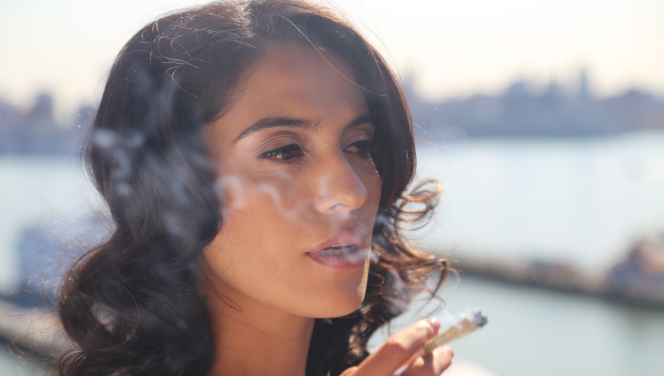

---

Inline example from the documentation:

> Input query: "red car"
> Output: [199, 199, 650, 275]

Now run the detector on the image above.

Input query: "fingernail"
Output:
[443, 345, 454, 357]
[426, 317, 440, 332]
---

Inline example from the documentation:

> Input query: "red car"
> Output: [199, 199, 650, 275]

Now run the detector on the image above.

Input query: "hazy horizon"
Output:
[2, 0, 663, 122]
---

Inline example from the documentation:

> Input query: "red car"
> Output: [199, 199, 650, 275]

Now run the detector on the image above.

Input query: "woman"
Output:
[57, 1, 451, 375]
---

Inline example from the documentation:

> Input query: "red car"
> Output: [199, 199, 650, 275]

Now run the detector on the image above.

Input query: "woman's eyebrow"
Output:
[233, 116, 316, 143]
[345, 113, 373, 130]
[233, 113, 373, 144]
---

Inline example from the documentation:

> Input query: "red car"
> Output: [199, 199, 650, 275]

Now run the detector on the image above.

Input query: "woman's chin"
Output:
[295, 289, 367, 319]
[302, 305, 363, 320]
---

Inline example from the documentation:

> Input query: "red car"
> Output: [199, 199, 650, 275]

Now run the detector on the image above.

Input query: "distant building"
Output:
[2, 219, 109, 308]
[407, 70, 664, 139]
[0, 93, 94, 155]
[607, 236, 664, 304]
[25, 92, 55, 128]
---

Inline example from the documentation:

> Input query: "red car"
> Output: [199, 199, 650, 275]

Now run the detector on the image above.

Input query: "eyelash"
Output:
[345, 140, 372, 156]
[259, 140, 373, 162]
[259, 144, 304, 161]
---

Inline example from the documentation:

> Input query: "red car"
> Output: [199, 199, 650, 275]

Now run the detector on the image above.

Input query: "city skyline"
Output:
[2, 67, 662, 156]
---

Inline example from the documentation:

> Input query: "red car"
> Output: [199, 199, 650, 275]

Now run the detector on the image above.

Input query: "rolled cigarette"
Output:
[423, 310, 488, 353]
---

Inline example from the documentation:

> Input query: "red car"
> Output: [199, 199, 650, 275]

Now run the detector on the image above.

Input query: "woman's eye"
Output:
[259, 144, 304, 161]
[345, 140, 372, 156]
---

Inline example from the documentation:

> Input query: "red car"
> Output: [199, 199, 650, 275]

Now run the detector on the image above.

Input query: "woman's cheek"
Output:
[214, 174, 250, 214]
[357, 157, 382, 198]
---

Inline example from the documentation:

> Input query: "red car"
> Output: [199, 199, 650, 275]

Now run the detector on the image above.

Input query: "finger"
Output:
[402, 346, 454, 376]
[340, 366, 358, 376]
[354, 318, 440, 376]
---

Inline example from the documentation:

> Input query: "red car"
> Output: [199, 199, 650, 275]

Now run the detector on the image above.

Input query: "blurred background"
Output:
[1, 0, 663, 375]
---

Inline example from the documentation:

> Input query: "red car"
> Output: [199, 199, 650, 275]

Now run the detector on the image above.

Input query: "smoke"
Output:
[213, 170, 368, 238]
[92, 128, 145, 199]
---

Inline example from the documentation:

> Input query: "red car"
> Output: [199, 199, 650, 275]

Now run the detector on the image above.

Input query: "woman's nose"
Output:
[313, 151, 368, 213]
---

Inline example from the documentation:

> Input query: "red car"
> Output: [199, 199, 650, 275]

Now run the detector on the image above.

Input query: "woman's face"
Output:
[203, 42, 382, 318]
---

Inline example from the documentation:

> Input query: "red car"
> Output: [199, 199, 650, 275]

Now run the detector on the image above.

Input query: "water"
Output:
[0, 156, 101, 294]
[415, 131, 664, 274]
[2, 132, 664, 375]
[0, 341, 50, 376]
[370, 275, 664, 376]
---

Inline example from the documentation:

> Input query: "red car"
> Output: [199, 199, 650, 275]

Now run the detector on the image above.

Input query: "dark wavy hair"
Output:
[57, 1, 448, 375]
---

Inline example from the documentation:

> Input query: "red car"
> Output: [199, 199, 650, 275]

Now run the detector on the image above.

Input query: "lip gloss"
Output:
[306, 229, 368, 270]
[306, 244, 369, 270]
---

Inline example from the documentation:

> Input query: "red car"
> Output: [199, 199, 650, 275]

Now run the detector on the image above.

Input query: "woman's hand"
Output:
[341, 318, 454, 376]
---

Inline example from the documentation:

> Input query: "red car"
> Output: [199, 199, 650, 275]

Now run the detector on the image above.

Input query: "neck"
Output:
[203, 278, 315, 376]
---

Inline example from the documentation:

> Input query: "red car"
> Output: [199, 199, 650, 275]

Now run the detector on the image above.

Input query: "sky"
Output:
[1, 0, 663, 122]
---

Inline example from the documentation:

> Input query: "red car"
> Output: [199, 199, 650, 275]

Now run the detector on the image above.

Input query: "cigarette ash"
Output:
[465, 310, 488, 328]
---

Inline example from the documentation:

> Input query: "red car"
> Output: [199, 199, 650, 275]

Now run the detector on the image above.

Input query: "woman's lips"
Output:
[306, 229, 369, 270]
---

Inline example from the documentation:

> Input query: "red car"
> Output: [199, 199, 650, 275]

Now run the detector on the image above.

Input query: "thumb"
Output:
[340, 366, 358, 376]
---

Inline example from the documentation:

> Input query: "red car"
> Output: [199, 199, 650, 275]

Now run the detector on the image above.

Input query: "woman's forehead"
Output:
[208, 42, 370, 144]
[249, 42, 357, 84]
